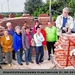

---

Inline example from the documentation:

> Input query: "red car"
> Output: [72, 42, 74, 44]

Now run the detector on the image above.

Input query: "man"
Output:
[55, 7, 74, 37]
[6, 22, 16, 60]
[45, 21, 58, 60]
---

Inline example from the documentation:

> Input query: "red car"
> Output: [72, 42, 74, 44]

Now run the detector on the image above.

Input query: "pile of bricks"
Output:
[54, 33, 75, 67]
[0, 17, 35, 30]
[0, 14, 4, 19]
[38, 17, 55, 28]
[9, 13, 15, 18]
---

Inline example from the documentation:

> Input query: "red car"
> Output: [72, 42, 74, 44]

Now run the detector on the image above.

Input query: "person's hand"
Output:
[24, 48, 27, 50]
[62, 27, 67, 32]
[66, 29, 71, 34]
[18, 49, 20, 51]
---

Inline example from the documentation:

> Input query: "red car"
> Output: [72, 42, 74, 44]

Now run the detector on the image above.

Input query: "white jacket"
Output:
[55, 15, 74, 36]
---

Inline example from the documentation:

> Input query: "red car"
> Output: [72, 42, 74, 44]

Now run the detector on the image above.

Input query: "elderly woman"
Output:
[22, 26, 34, 65]
[1, 30, 13, 66]
[13, 26, 23, 65]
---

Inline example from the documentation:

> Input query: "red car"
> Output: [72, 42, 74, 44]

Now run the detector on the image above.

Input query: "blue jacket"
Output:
[13, 32, 22, 52]
[8, 29, 14, 36]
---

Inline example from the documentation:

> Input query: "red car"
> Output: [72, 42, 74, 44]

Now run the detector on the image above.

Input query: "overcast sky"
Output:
[0, 0, 46, 12]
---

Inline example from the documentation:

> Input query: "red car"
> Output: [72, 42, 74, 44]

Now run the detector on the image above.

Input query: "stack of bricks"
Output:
[54, 33, 75, 67]
[9, 13, 15, 18]
[0, 14, 4, 19]
[38, 14, 55, 28]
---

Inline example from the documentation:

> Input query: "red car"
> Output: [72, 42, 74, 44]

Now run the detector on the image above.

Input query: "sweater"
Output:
[13, 32, 22, 52]
[34, 33, 44, 47]
[45, 26, 58, 42]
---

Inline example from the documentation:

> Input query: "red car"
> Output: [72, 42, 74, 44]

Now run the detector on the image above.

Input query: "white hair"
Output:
[6, 22, 12, 27]
[15, 26, 20, 30]
[63, 7, 69, 12]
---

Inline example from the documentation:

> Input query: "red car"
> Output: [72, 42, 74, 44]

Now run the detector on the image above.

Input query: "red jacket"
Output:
[41, 29, 46, 46]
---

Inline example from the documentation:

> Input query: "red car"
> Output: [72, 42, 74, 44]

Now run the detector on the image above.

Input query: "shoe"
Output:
[48, 57, 50, 60]
[22, 60, 25, 62]
[13, 59, 16, 60]
[8, 64, 11, 67]
[0, 62, 7, 65]
[11, 63, 14, 66]
[39, 60, 43, 63]
[19, 63, 23, 65]
[26, 63, 29, 65]
[30, 61, 34, 63]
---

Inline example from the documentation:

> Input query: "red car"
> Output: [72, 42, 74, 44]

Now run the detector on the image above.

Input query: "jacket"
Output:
[45, 26, 58, 42]
[1, 35, 13, 53]
[13, 32, 22, 52]
[55, 15, 74, 36]
[41, 29, 46, 46]
[22, 32, 33, 50]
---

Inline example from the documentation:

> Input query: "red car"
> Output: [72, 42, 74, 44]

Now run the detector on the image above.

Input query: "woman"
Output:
[13, 26, 23, 65]
[1, 30, 13, 66]
[34, 26, 44, 65]
[22, 21, 28, 32]
[22, 26, 34, 65]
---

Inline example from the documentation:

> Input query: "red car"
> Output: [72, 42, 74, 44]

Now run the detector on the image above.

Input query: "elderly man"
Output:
[55, 7, 74, 37]
[6, 22, 16, 60]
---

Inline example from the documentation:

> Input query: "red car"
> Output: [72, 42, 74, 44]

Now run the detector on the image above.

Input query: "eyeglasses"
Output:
[64, 12, 69, 13]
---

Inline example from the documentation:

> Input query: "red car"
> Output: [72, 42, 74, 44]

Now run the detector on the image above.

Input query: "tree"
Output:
[24, 0, 44, 15]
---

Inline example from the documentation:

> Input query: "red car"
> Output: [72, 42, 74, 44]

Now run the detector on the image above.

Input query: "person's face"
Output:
[8, 25, 12, 29]
[63, 10, 69, 17]
[48, 22, 52, 28]
[25, 28, 30, 33]
[16, 28, 21, 34]
[35, 22, 39, 26]
[39, 25, 43, 29]
[4, 31, 8, 36]
[24, 23, 27, 27]
[37, 28, 41, 33]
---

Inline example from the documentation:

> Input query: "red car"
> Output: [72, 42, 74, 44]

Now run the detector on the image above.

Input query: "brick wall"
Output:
[0, 17, 35, 30]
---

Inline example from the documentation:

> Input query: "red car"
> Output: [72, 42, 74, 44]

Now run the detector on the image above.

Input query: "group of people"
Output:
[0, 7, 75, 69]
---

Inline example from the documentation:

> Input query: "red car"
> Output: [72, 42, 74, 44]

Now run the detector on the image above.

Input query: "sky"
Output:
[0, 0, 46, 12]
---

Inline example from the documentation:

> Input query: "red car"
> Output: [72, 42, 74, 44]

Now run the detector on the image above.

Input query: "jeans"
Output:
[35, 46, 44, 64]
[16, 48, 23, 64]
[25, 46, 32, 63]
[5, 51, 12, 64]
